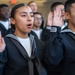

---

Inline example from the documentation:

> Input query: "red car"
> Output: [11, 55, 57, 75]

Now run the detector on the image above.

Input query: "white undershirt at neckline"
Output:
[17, 36, 31, 57]
[32, 29, 42, 39]
[0, 20, 10, 30]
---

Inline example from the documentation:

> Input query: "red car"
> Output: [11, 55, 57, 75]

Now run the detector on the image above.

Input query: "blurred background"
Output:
[0, 0, 67, 22]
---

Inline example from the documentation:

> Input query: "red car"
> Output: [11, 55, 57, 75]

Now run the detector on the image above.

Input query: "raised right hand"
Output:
[52, 7, 64, 27]
[0, 31, 6, 52]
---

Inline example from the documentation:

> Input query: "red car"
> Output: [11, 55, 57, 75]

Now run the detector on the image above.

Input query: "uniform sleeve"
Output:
[41, 26, 51, 42]
[44, 26, 63, 65]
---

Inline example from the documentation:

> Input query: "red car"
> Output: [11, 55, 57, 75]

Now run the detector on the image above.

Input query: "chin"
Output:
[26, 30, 31, 33]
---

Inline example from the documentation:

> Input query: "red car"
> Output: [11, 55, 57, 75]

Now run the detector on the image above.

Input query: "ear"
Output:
[10, 18, 16, 25]
[65, 12, 70, 20]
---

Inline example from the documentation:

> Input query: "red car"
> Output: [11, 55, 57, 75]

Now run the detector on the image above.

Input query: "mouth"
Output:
[27, 24, 32, 28]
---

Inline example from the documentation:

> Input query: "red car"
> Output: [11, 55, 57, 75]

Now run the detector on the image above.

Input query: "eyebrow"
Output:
[19, 12, 33, 14]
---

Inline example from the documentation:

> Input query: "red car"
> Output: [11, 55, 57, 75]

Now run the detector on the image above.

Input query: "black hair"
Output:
[10, 3, 27, 29]
[28, 1, 35, 6]
[33, 12, 42, 16]
[33, 12, 44, 29]
[51, 2, 64, 12]
[11, 3, 27, 18]
[65, 0, 75, 13]
[0, 4, 9, 8]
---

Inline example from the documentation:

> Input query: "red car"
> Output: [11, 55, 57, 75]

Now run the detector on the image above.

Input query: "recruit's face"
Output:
[0, 7, 10, 20]
[11, 6, 34, 34]
[29, 2, 37, 12]
[34, 14, 42, 27]
[64, 3, 75, 32]
[69, 3, 75, 25]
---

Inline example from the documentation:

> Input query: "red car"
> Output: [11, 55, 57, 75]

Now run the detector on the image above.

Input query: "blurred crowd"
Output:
[0, 0, 75, 75]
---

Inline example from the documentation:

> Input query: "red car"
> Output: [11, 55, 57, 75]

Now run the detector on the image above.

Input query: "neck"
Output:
[33, 26, 40, 30]
[68, 22, 75, 32]
[14, 31, 28, 38]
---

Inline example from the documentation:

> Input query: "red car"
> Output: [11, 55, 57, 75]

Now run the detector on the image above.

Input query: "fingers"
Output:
[0, 31, 5, 44]
[47, 12, 53, 26]
[0, 37, 6, 52]
[53, 7, 63, 26]
[54, 7, 61, 18]
[48, 12, 53, 20]
[1, 37, 5, 44]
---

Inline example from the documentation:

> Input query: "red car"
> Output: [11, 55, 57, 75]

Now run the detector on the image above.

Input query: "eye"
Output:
[21, 14, 26, 17]
[31, 15, 34, 17]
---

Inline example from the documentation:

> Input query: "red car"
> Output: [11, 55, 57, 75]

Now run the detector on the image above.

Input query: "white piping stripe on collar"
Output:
[61, 29, 75, 34]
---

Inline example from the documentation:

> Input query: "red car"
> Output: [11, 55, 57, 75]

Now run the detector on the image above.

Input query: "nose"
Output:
[27, 15, 33, 21]
[61, 9, 65, 14]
